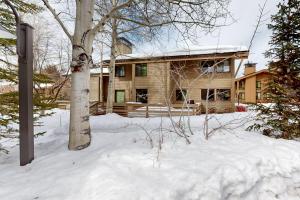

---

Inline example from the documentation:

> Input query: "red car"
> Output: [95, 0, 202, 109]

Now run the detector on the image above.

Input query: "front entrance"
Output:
[102, 76, 109, 102]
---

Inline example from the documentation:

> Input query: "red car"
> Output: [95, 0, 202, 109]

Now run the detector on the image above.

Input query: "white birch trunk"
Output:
[69, 0, 95, 150]
[106, 17, 117, 114]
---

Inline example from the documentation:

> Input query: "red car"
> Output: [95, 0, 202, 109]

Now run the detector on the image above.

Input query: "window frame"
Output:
[176, 89, 187, 101]
[136, 89, 148, 103]
[115, 90, 125, 103]
[216, 61, 230, 73]
[256, 92, 261, 100]
[115, 65, 125, 77]
[256, 81, 261, 89]
[135, 63, 147, 77]
[200, 60, 215, 73]
[216, 89, 231, 101]
[239, 92, 245, 100]
[201, 89, 215, 101]
[239, 80, 245, 90]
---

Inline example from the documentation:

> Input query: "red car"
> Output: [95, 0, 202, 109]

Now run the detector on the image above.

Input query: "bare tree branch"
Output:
[90, 0, 133, 36]
[41, 0, 73, 42]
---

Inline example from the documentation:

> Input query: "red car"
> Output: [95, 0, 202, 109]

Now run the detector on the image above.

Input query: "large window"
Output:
[135, 63, 147, 76]
[216, 61, 230, 73]
[201, 89, 215, 101]
[115, 66, 125, 77]
[176, 89, 187, 101]
[217, 89, 231, 101]
[115, 90, 125, 103]
[200, 61, 214, 73]
[136, 89, 148, 103]
[239, 81, 245, 90]
[256, 81, 261, 89]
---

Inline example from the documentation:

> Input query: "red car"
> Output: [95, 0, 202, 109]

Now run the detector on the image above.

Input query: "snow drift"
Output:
[0, 109, 300, 200]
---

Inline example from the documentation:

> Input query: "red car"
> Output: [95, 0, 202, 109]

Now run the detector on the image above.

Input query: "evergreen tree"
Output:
[249, 0, 300, 139]
[0, 1, 56, 150]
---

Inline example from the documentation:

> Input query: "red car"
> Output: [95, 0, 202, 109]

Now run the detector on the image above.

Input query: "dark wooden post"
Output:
[146, 104, 149, 118]
[18, 23, 34, 166]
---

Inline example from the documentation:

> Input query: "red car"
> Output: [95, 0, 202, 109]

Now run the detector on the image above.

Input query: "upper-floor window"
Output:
[216, 61, 230, 73]
[135, 63, 147, 76]
[200, 61, 215, 73]
[256, 81, 261, 89]
[115, 66, 125, 77]
[176, 89, 187, 101]
[239, 81, 245, 90]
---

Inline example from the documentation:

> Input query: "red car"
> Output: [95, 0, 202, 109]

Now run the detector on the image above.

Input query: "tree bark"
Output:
[106, 17, 117, 113]
[68, 0, 95, 150]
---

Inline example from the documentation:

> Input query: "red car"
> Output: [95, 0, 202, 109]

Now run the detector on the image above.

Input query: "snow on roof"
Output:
[90, 67, 109, 74]
[104, 45, 248, 61]
[63, 67, 109, 76]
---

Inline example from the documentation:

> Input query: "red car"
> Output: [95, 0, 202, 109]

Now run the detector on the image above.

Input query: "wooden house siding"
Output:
[58, 49, 249, 114]
[235, 70, 271, 104]
[90, 75, 100, 102]
[170, 59, 235, 111]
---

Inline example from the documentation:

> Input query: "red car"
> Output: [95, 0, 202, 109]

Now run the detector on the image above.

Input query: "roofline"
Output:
[235, 69, 269, 81]
[103, 51, 249, 66]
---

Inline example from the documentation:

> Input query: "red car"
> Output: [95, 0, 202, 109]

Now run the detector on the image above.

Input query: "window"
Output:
[216, 61, 230, 73]
[217, 89, 231, 101]
[136, 89, 148, 103]
[200, 61, 214, 73]
[135, 63, 147, 76]
[115, 66, 125, 77]
[201, 89, 215, 101]
[239, 92, 245, 100]
[176, 89, 187, 101]
[115, 90, 125, 103]
[239, 81, 245, 90]
[256, 92, 261, 100]
[256, 81, 261, 89]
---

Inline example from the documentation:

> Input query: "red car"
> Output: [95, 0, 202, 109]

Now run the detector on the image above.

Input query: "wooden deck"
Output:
[90, 102, 201, 117]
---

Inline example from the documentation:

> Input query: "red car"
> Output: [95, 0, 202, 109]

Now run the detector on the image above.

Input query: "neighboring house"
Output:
[235, 63, 271, 104]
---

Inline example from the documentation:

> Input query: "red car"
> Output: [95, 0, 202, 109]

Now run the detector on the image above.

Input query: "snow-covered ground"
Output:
[1, 109, 300, 200]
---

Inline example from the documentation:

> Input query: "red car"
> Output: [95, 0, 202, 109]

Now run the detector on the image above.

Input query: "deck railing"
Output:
[56, 100, 202, 117]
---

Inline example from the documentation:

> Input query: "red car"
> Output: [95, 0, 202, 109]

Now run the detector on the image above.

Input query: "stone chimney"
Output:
[244, 62, 257, 75]
[115, 37, 133, 56]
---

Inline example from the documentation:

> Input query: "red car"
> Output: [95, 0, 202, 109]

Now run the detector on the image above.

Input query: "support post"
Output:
[18, 23, 34, 166]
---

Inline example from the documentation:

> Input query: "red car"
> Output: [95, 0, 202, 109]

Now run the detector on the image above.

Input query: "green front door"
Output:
[115, 90, 125, 103]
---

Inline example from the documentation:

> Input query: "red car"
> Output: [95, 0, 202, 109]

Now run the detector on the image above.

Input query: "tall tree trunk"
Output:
[69, 0, 95, 150]
[106, 17, 117, 114]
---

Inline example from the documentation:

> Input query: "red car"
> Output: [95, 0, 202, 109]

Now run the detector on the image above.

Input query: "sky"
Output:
[10, 0, 280, 75]
[134, 0, 280, 76]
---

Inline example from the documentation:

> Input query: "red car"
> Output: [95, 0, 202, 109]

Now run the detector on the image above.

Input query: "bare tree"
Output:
[42, 0, 230, 150]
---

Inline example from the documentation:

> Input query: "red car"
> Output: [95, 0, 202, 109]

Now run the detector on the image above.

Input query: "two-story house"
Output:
[88, 38, 249, 113]
[235, 63, 271, 104]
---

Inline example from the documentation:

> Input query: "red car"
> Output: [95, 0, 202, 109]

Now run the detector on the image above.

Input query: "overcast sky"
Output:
[27, 0, 281, 75]
[135, 0, 280, 75]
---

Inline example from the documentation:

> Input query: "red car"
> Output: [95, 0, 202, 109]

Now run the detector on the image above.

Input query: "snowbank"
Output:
[0, 110, 300, 200]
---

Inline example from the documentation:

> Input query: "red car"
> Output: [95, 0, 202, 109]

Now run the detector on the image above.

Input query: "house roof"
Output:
[235, 69, 269, 81]
[103, 45, 249, 64]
